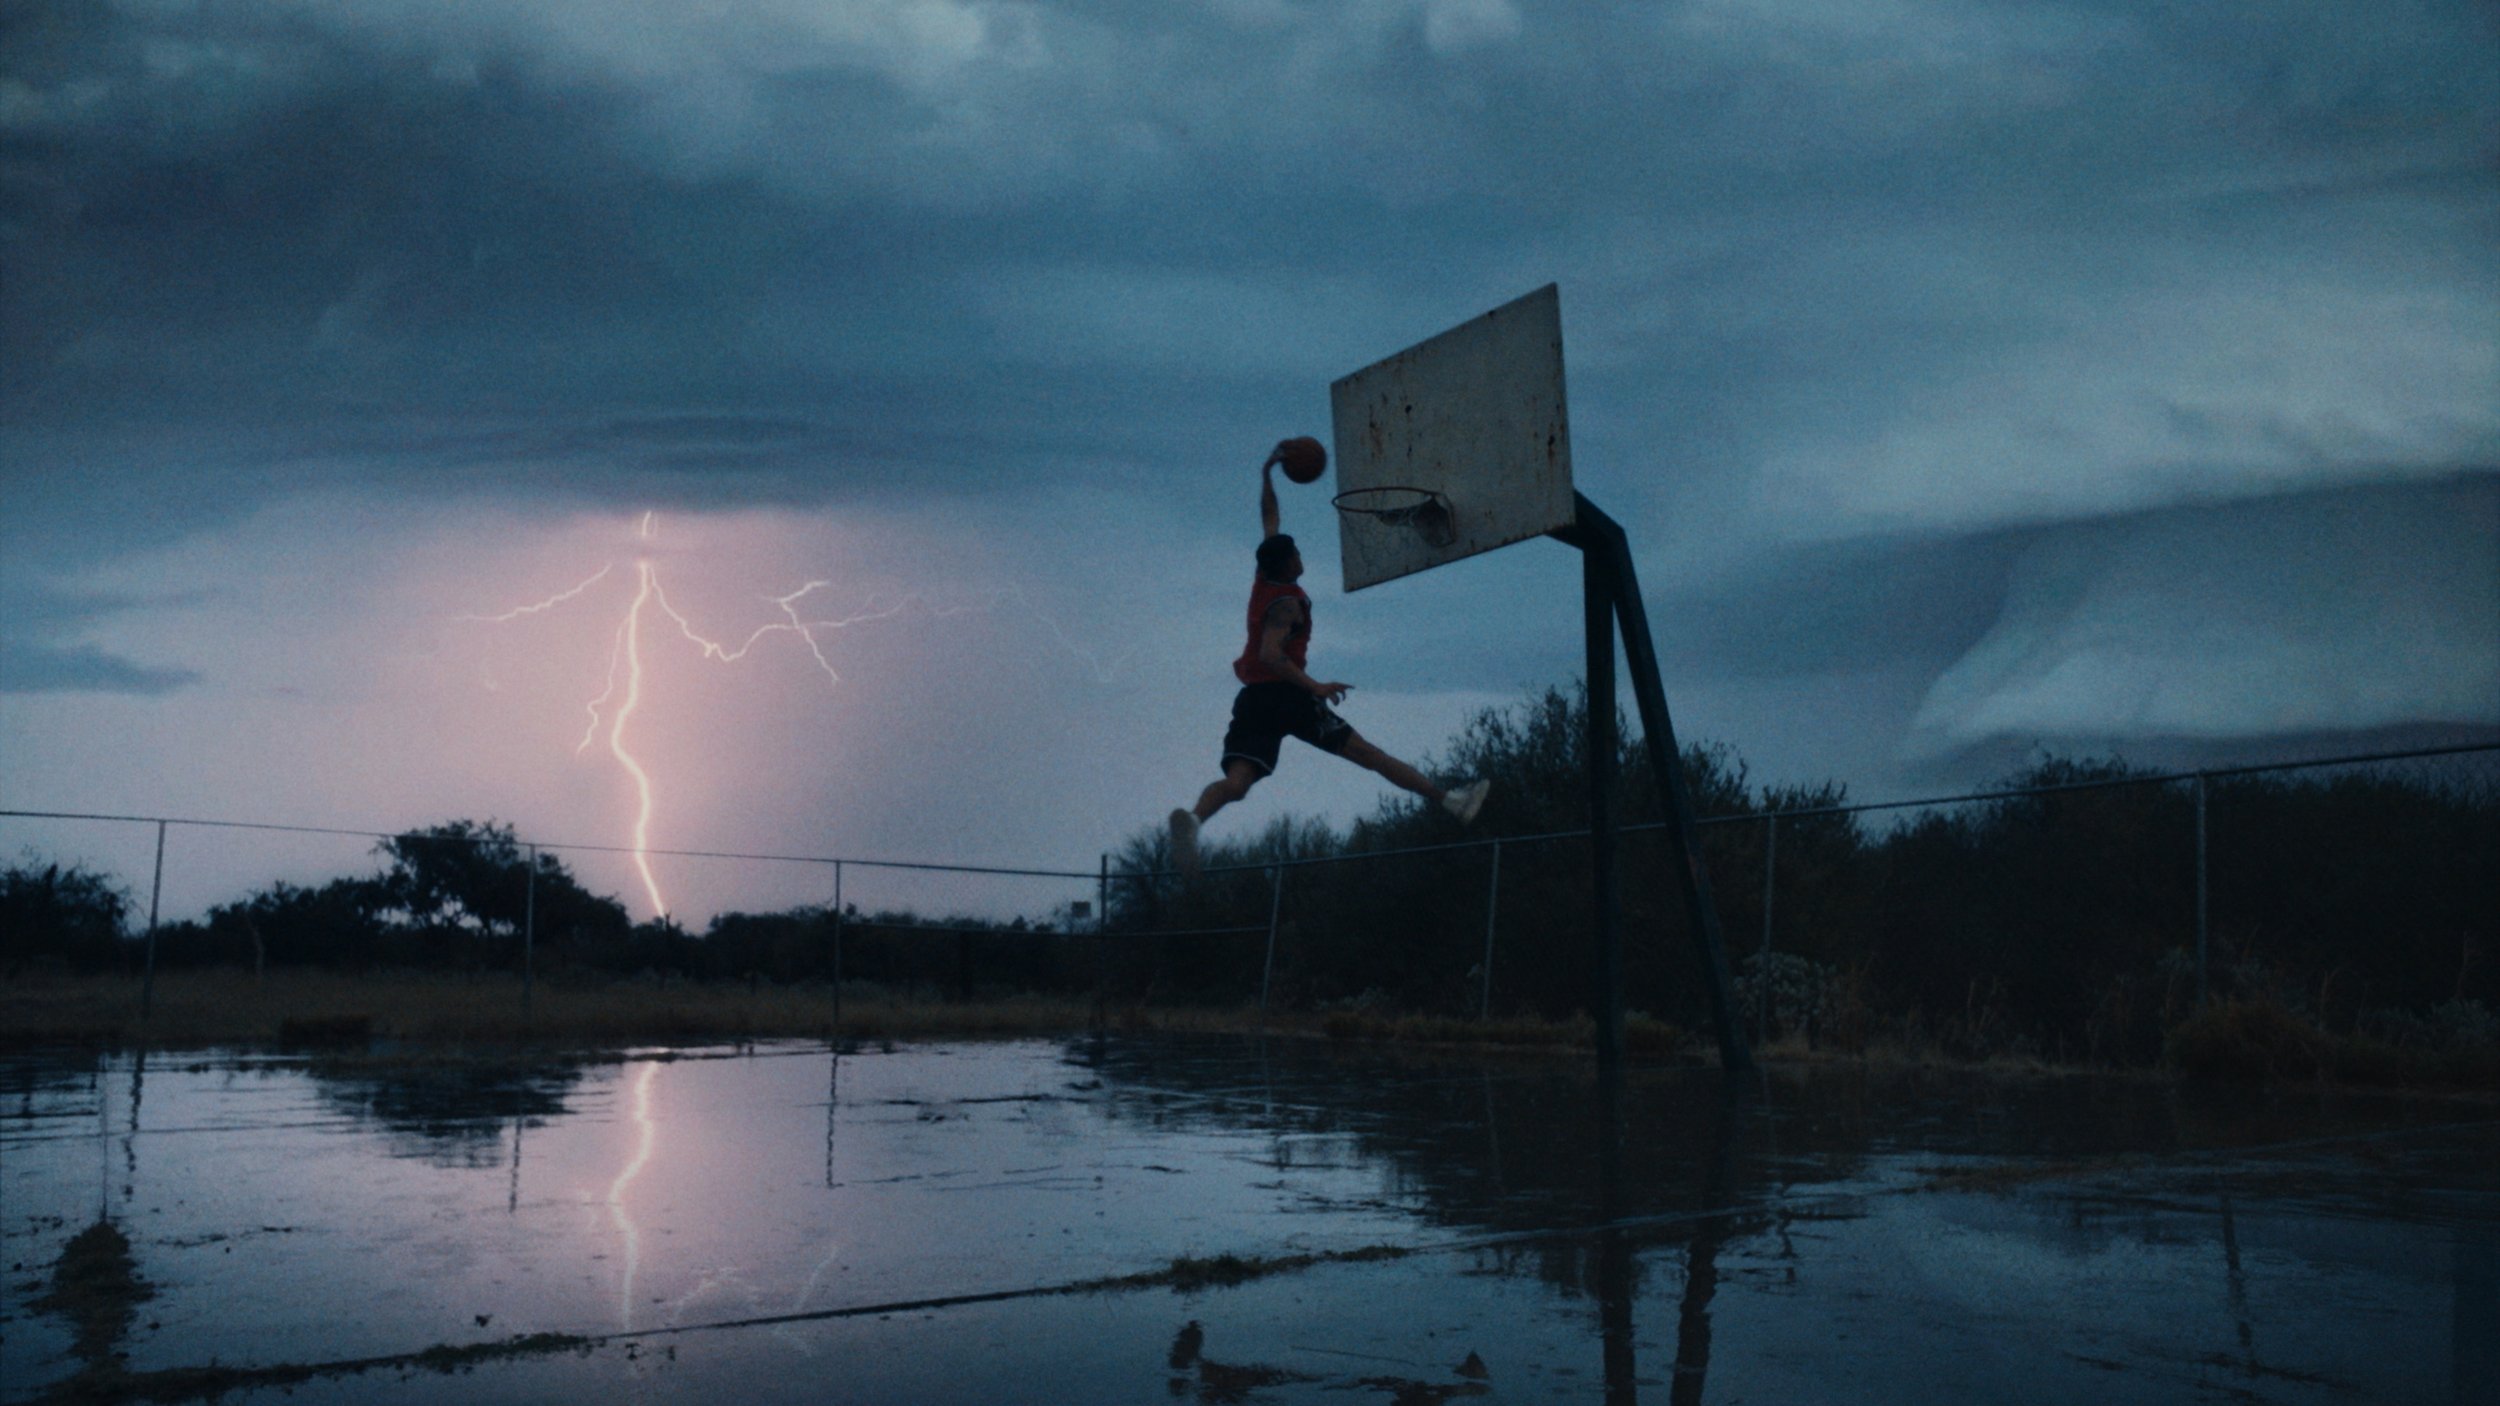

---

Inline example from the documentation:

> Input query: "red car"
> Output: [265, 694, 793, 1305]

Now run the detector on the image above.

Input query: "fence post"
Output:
[1480, 840, 1502, 1020]
[140, 820, 166, 1021]
[2195, 774, 2209, 1009]
[831, 860, 845, 1031]
[1094, 854, 1109, 1023]
[1759, 813, 1776, 1045]
[1258, 863, 1286, 1026]
[522, 843, 537, 1019]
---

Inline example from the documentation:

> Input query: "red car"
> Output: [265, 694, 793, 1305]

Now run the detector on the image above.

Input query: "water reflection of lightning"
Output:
[607, 1061, 660, 1330]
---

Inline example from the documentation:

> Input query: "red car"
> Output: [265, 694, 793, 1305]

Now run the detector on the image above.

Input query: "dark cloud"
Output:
[0, 640, 201, 695]
[0, 583, 218, 695]
[8, 0, 2489, 457]
[1650, 472, 2497, 683]
[0, 0, 2491, 845]
[1343, 471, 2498, 772]
[1904, 720, 2500, 798]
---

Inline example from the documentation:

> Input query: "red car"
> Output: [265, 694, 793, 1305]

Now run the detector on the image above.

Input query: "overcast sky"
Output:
[4, 0, 2494, 923]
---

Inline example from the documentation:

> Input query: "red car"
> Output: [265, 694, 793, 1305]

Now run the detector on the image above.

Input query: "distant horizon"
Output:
[10, 724, 2493, 933]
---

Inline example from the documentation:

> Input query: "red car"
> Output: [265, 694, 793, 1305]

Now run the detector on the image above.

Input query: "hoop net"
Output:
[1332, 486, 1456, 549]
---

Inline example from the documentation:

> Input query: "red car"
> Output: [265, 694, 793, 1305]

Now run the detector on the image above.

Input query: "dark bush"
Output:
[1106, 686, 2497, 1070]
[0, 859, 131, 973]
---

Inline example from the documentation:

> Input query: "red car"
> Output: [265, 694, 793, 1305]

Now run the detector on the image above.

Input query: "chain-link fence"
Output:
[4, 743, 2495, 1050]
[0, 812, 1102, 1015]
[1096, 743, 2500, 1057]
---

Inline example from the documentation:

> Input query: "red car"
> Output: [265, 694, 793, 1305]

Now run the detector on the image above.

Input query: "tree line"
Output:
[1099, 687, 2497, 1064]
[5, 686, 2494, 1066]
[0, 818, 1087, 995]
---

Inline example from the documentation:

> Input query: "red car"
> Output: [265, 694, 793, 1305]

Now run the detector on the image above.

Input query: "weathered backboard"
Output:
[1329, 284, 1575, 592]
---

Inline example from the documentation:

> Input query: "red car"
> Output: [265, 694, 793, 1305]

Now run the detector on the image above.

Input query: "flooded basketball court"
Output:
[4, 1035, 2494, 1403]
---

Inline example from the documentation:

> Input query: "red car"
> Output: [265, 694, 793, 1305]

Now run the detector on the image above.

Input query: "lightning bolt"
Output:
[463, 513, 882, 921]
[604, 561, 664, 918]
[650, 577, 914, 686]
[456, 563, 615, 623]
[460, 512, 1130, 920]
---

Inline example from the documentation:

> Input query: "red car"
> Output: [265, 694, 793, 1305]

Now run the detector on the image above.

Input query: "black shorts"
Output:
[1221, 682, 1354, 777]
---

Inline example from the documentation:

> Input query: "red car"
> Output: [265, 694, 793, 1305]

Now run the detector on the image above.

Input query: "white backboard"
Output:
[1328, 284, 1575, 592]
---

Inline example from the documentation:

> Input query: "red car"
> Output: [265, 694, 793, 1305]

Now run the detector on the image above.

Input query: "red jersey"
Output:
[1233, 576, 1311, 684]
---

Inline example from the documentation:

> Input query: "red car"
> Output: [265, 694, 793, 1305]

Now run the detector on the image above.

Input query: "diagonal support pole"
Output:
[1556, 495, 1755, 1075]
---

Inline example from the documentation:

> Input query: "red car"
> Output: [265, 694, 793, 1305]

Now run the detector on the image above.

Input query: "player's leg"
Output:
[1173, 692, 1285, 879]
[1337, 732, 1443, 802]
[1335, 728, 1491, 824]
[1194, 758, 1266, 821]
[1172, 760, 1263, 879]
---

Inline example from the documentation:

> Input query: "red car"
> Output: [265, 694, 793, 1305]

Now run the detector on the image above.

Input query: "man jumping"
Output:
[1167, 447, 1489, 878]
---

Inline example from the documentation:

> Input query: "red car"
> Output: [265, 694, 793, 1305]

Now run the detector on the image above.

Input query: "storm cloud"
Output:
[2, 1, 2493, 897]
[10, 4, 2491, 464]
[1907, 476, 2499, 750]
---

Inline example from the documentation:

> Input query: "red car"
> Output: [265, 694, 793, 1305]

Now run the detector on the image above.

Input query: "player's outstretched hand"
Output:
[1314, 681, 1351, 705]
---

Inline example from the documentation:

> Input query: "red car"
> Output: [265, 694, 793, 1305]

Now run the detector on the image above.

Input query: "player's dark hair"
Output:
[1255, 533, 1298, 579]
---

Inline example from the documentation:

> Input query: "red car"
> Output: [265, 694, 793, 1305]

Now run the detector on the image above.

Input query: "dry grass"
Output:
[14, 974, 2484, 1091]
[0, 970, 1128, 1049]
[1315, 1008, 1701, 1057]
[0, 971, 1688, 1056]
[1777, 1036, 2098, 1078]
[2167, 998, 2500, 1089]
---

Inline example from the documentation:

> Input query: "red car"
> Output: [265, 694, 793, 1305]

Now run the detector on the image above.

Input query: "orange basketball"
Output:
[1271, 436, 1327, 484]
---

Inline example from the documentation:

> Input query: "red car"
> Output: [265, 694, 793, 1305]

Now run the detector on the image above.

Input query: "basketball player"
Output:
[1168, 448, 1489, 878]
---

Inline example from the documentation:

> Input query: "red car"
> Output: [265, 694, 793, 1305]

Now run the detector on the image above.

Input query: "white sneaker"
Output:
[1442, 779, 1490, 825]
[1167, 808, 1202, 880]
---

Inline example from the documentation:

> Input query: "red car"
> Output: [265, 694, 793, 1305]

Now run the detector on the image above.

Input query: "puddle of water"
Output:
[2, 1035, 2493, 1403]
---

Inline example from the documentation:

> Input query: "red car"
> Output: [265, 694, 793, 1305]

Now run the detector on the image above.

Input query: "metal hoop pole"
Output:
[1573, 495, 1752, 1074]
[1259, 864, 1285, 1025]
[1480, 840, 1502, 1020]
[1760, 813, 1777, 1045]
[523, 843, 537, 1019]
[1585, 540, 1623, 1069]
[2195, 775, 2209, 1009]
[140, 820, 166, 1021]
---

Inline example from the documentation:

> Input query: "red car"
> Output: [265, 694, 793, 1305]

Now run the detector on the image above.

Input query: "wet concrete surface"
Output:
[2, 1034, 2494, 1403]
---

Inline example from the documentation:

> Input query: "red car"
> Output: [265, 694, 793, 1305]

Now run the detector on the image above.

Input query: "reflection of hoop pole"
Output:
[1331, 486, 1456, 549]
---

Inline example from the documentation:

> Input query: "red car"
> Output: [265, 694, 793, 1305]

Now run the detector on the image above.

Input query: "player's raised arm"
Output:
[1259, 449, 1282, 539]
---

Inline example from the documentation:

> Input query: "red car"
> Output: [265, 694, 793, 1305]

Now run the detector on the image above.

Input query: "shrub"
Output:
[0, 858, 130, 974]
[2167, 1000, 2331, 1081]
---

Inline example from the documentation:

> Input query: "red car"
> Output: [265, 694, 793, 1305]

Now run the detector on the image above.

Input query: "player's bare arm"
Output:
[1259, 455, 1282, 538]
[1258, 598, 1347, 703]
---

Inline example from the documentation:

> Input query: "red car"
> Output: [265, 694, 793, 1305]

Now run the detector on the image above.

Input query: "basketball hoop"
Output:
[1332, 486, 1457, 549]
